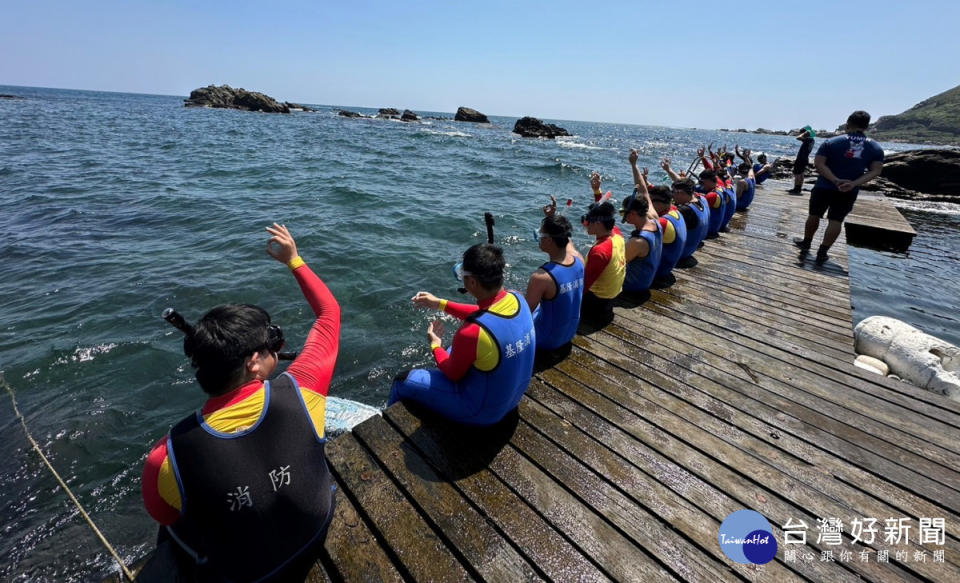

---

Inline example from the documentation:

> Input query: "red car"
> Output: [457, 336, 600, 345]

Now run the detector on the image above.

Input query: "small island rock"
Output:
[455, 107, 489, 123]
[184, 85, 290, 113]
[513, 116, 570, 139]
[338, 109, 364, 118]
[378, 108, 400, 119]
[401, 109, 420, 122]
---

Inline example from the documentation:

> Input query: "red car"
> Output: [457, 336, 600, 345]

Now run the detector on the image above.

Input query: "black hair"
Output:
[672, 179, 695, 195]
[540, 214, 572, 248]
[716, 167, 729, 180]
[648, 185, 672, 205]
[185, 304, 272, 395]
[737, 162, 751, 175]
[585, 201, 617, 230]
[699, 169, 717, 182]
[847, 110, 870, 130]
[757, 153, 767, 163]
[723, 153, 735, 163]
[462, 243, 505, 291]
[621, 192, 649, 219]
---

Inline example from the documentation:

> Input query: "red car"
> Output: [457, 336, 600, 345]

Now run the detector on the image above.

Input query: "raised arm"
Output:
[660, 157, 682, 182]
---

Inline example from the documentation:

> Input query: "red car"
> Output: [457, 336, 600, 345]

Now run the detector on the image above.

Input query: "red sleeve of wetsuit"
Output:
[285, 263, 341, 397]
[433, 323, 480, 381]
[583, 239, 612, 293]
[702, 157, 714, 170]
[141, 437, 180, 526]
[705, 192, 719, 206]
[442, 300, 480, 320]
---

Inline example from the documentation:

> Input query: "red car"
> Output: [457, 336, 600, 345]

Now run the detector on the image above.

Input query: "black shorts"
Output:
[809, 186, 858, 222]
[792, 156, 809, 175]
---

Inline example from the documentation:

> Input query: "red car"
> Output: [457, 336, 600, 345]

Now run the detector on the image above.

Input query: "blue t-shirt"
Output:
[814, 133, 884, 191]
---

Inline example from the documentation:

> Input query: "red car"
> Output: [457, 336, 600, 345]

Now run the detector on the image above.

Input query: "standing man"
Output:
[788, 126, 816, 194]
[794, 111, 884, 264]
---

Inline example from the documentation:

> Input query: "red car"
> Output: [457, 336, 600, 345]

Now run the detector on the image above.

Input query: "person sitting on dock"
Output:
[648, 186, 688, 288]
[733, 162, 756, 211]
[751, 152, 774, 185]
[619, 174, 662, 301]
[526, 212, 585, 352]
[696, 169, 726, 239]
[794, 110, 884, 264]
[716, 167, 737, 232]
[670, 178, 710, 268]
[580, 200, 626, 327]
[140, 224, 340, 582]
[392, 243, 536, 426]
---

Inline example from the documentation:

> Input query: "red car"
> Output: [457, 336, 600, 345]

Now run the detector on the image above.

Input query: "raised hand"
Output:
[543, 195, 557, 217]
[265, 223, 299, 264]
[660, 157, 671, 170]
[590, 171, 602, 192]
[411, 291, 442, 310]
[628, 149, 639, 166]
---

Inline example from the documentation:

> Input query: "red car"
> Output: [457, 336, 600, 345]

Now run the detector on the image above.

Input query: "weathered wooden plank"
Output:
[384, 404, 677, 583]
[517, 397, 809, 583]
[507, 418, 742, 582]
[525, 378, 917, 582]
[383, 403, 613, 582]
[633, 299, 960, 441]
[350, 415, 543, 582]
[561, 338, 960, 539]
[318, 491, 404, 583]
[325, 433, 474, 581]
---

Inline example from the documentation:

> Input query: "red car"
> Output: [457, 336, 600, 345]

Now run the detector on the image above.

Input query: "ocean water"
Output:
[1, 86, 958, 580]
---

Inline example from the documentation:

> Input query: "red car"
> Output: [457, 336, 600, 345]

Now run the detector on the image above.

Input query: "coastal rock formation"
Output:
[871, 83, 960, 145]
[881, 149, 960, 197]
[401, 109, 420, 122]
[378, 108, 400, 119]
[0, 94, 25, 100]
[455, 107, 489, 123]
[513, 116, 570, 139]
[337, 109, 364, 118]
[184, 85, 290, 113]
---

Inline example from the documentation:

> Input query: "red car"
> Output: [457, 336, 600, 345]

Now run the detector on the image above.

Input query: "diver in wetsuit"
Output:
[391, 243, 536, 426]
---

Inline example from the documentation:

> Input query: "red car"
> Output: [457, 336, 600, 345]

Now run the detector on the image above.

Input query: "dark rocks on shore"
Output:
[513, 116, 570, 139]
[337, 109, 364, 118]
[455, 107, 489, 123]
[184, 85, 291, 113]
[401, 109, 420, 122]
[880, 149, 960, 198]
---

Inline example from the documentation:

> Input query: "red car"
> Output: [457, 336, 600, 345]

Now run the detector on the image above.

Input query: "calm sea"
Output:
[1, 86, 958, 580]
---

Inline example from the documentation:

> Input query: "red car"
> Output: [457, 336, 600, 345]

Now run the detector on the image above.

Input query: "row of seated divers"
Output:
[138, 145, 770, 582]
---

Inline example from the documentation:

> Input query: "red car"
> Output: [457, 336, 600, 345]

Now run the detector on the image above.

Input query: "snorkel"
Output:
[453, 212, 497, 294]
[162, 307, 299, 361]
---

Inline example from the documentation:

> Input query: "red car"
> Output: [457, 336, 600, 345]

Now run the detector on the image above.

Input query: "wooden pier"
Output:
[845, 193, 917, 253]
[312, 183, 960, 582]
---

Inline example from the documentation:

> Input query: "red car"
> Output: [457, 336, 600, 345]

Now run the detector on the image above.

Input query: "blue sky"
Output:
[2, 0, 958, 130]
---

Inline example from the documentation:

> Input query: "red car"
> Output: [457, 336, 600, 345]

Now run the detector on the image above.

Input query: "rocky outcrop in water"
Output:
[184, 85, 291, 113]
[338, 109, 364, 118]
[455, 107, 489, 123]
[0, 94, 25, 100]
[513, 117, 570, 139]
[284, 102, 314, 112]
[401, 109, 420, 122]
[378, 108, 401, 119]
[880, 149, 960, 197]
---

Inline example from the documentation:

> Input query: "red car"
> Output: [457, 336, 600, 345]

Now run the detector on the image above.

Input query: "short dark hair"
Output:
[585, 201, 617, 230]
[672, 179, 695, 195]
[648, 185, 672, 205]
[541, 214, 572, 248]
[723, 153, 735, 162]
[621, 192, 649, 218]
[757, 153, 767, 163]
[462, 243, 505, 291]
[737, 162, 751, 175]
[699, 169, 717, 182]
[185, 304, 272, 395]
[847, 110, 871, 130]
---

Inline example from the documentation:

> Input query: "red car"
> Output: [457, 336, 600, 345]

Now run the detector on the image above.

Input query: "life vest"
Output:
[533, 258, 584, 350]
[624, 223, 662, 292]
[737, 178, 756, 210]
[753, 163, 769, 184]
[656, 207, 688, 279]
[697, 186, 725, 236]
[166, 373, 334, 582]
[680, 196, 710, 258]
[459, 291, 536, 424]
[720, 186, 737, 230]
[588, 233, 626, 299]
